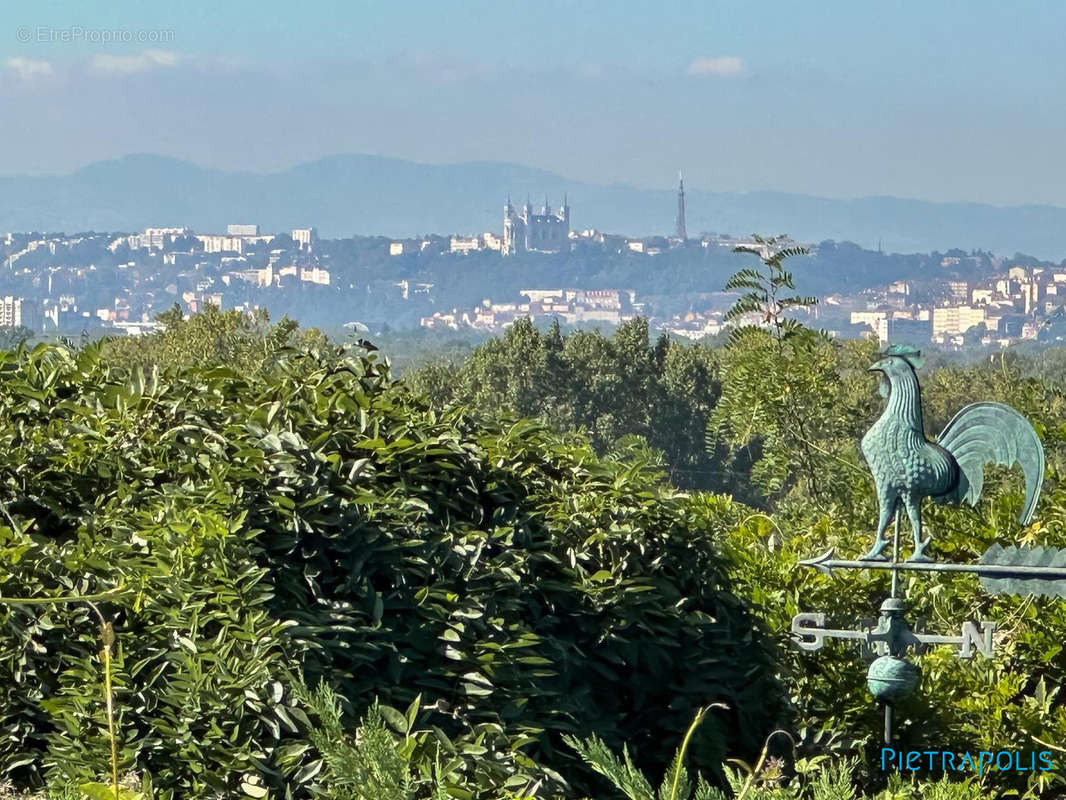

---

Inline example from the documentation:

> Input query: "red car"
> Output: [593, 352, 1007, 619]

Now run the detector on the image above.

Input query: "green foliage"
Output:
[13, 282, 1066, 798]
[292, 681, 542, 800]
[0, 331, 782, 797]
[567, 715, 996, 800]
[247, 358, 783, 794]
[708, 325, 876, 507]
[389, 242, 1066, 799]
[407, 318, 725, 490]
[564, 706, 726, 800]
[360, 249, 1066, 799]
[76, 784, 144, 800]
[301, 688, 417, 800]
[709, 236, 868, 506]
[723, 235, 817, 343]
[702, 243, 1066, 798]
[713, 344, 1066, 797]
[98, 303, 324, 374]
[713, 760, 991, 800]
[0, 494, 296, 793]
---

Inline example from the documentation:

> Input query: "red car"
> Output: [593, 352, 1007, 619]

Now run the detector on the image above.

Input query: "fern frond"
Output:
[691, 780, 728, 800]
[657, 762, 692, 800]
[563, 734, 655, 800]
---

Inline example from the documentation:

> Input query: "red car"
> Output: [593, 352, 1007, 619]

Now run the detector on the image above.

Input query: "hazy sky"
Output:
[2, 0, 1065, 205]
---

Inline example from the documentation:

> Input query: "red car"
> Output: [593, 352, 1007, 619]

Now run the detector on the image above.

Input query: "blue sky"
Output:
[2, 0, 1065, 205]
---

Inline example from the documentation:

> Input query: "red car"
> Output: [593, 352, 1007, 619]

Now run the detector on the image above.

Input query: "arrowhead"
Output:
[799, 548, 836, 577]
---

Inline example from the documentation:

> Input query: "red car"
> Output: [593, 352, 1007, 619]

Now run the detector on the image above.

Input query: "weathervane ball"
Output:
[867, 655, 919, 703]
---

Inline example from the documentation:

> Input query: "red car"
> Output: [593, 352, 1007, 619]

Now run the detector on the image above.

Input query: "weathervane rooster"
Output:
[860, 345, 1044, 562]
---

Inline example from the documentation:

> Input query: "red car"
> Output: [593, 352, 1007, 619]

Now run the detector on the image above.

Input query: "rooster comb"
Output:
[881, 343, 925, 370]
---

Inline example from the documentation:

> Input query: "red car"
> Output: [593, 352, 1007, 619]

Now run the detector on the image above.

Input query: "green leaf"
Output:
[378, 703, 410, 734]
[79, 785, 144, 800]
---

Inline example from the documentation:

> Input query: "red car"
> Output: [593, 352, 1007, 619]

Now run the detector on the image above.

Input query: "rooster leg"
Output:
[903, 493, 931, 563]
[860, 493, 897, 561]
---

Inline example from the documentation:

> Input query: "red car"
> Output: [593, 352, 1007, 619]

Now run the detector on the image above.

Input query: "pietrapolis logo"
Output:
[881, 748, 1053, 776]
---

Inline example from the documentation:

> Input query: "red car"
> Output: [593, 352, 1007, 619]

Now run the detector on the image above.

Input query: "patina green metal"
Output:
[978, 544, 1066, 598]
[792, 598, 995, 660]
[789, 345, 1056, 745]
[867, 656, 919, 704]
[801, 545, 1066, 592]
[859, 344, 1044, 562]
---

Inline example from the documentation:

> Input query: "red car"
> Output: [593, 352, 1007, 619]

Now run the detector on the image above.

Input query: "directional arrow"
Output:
[799, 546, 1066, 596]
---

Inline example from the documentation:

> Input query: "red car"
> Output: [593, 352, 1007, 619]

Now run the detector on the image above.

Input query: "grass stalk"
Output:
[0, 591, 126, 798]
[87, 601, 120, 799]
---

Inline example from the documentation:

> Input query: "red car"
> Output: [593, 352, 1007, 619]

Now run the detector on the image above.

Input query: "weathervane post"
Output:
[884, 511, 901, 745]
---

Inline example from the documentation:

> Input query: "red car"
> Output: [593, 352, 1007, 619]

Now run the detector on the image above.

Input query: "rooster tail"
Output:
[937, 401, 1045, 524]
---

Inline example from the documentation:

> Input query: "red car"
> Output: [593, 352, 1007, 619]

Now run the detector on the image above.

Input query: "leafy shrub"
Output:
[97, 303, 316, 375]
[290, 681, 545, 800]
[0, 340, 783, 797]
[0, 346, 302, 796]
[202, 341, 786, 794]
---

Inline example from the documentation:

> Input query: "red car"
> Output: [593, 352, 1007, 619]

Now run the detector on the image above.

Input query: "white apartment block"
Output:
[291, 228, 317, 250]
[450, 236, 483, 254]
[196, 235, 244, 254]
[0, 296, 22, 327]
[134, 227, 189, 250]
[850, 311, 889, 342]
[300, 267, 330, 285]
[932, 305, 986, 337]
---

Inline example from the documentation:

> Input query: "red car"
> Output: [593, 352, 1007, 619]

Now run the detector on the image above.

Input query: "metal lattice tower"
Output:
[676, 171, 687, 241]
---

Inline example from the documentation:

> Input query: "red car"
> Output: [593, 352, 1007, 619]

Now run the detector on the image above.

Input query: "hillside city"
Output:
[2, 192, 1066, 349]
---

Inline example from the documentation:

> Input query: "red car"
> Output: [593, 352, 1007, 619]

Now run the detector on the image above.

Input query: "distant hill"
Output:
[1, 153, 1065, 259]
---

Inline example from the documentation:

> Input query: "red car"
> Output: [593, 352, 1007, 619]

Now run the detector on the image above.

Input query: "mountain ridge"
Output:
[1, 153, 1064, 259]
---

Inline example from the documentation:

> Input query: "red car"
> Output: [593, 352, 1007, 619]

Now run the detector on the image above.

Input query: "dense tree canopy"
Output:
[97, 303, 329, 374]
[407, 317, 726, 491]
[0, 336, 782, 798]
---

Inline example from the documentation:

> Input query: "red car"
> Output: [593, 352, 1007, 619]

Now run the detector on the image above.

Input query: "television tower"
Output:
[675, 171, 687, 241]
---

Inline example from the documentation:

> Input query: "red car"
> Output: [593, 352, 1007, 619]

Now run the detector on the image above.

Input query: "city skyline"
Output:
[2, 1, 1066, 207]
